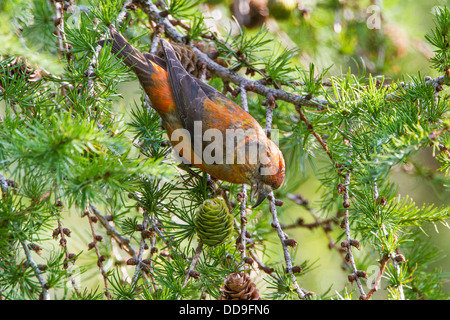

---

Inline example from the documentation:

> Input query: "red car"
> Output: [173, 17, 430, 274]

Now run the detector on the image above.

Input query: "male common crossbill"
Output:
[100, 26, 285, 207]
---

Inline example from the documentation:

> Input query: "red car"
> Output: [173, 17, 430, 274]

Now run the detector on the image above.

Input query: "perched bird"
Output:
[100, 26, 285, 207]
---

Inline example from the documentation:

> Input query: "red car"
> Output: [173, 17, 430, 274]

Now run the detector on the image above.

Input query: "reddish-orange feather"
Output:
[143, 62, 176, 114]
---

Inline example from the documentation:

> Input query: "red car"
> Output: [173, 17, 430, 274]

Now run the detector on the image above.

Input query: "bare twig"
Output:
[90, 204, 157, 290]
[268, 193, 310, 299]
[248, 249, 281, 283]
[55, 218, 80, 295]
[86, 206, 112, 300]
[182, 241, 203, 289]
[85, 44, 102, 97]
[342, 163, 367, 299]
[239, 83, 249, 266]
[117, 1, 133, 26]
[238, 185, 249, 265]
[264, 94, 275, 138]
[89, 204, 137, 258]
[21, 240, 50, 300]
[131, 210, 151, 287]
[365, 253, 389, 300]
[53, 1, 70, 60]
[0, 172, 9, 194]
[150, 24, 164, 55]
[286, 193, 347, 263]
[146, 217, 159, 292]
[364, 171, 405, 300]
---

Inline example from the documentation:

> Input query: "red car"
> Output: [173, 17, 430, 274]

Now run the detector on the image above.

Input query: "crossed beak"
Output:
[251, 183, 271, 208]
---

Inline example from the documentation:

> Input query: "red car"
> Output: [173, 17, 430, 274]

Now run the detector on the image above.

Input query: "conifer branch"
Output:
[3, 175, 52, 300]
[391, 250, 406, 300]
[239, 84, 249, 266]
[21, 240, 50, 300]
[131, 210, 151, 287]
[55, 218, 81, 295]
[261, 86, 311, 298]
[341, 155, 367, 299]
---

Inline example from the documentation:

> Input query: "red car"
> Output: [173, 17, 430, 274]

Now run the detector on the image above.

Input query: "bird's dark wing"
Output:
[159, 39, 207, 149]
[144, 47, 232, 105]
[143, 52, 167, 70]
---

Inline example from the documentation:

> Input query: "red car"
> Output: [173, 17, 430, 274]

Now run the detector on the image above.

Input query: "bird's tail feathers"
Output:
[159, 39, 186, 75]
[99, 25, 152, 75]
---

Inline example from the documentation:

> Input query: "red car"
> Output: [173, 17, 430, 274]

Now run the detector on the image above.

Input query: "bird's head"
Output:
[250, 138, 285, 208]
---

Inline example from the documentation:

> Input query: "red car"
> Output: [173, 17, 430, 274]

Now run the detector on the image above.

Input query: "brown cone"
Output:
[155, 41, 226, 80]
[218, 272, 261, 300]
[156, 42, 199, 76]
[1, 56, 42, 83]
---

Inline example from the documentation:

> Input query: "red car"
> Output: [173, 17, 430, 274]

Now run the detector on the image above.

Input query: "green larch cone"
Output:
[194, 198, 234, 247]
